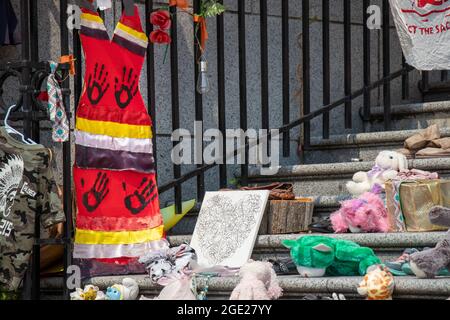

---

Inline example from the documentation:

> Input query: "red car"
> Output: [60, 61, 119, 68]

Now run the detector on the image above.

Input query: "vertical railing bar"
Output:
[383, 0, 391, 130]
[260, 0, 269, 131]
[422, 71, 429, 98]
[193, 0, 205, 200]
[282, 0, 291, 154]
[363, 0, 371, 121]
[145, 0, 158, 178]
[302, 0, 311, 148]
[30, 0, 40, 300]
[402, 54, 410, 100]
[322, 0, 330, 139]
[238, 0, 248, 186]
[344, 0, 352, 129]
[29, 0, 38, 63]
[441, 70, 448, 82]
[19, 0, 36, 300]
[217, 0, 227, 188]
[60, 0, 72, 301]
[29, 0, 39, 141]
[73, 30, 82, 109]
[170, 5, 182, 214]
[20, 0, 32, 139]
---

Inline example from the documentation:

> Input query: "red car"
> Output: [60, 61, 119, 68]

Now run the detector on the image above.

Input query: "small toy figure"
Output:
[70, 285, 106, 300]
[357, 265, 395, 300]
[409, 206, 450, 278]
[282, 236, 381, 277]
[346, 151, 408, 197]
[230, 260, 282, 300]
[105, 278, 139, 300]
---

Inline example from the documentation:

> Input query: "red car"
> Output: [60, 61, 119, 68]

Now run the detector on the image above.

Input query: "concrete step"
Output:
[40, 274, 450, 300]
[167, 232, 444, 263]
[170, 195, 348, 235]
[248, 158, 450, 197]
[40, 232, 447, 300]
[365, 101, 450, 132]
[304, 127, 450, 164]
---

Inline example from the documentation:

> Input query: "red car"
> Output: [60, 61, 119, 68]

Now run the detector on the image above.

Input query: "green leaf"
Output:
[201, 1, 226, 17]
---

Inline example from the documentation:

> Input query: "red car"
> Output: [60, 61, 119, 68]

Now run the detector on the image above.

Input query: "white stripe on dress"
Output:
[74, 130, 153, 154]
[73, 239, 169, 259]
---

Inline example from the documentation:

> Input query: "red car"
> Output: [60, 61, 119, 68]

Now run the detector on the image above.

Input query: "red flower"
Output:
[150, 30, 172, 44]
[150, 10, 171, 30]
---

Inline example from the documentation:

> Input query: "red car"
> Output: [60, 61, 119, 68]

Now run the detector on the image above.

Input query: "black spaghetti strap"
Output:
[74, 0, 96, 11]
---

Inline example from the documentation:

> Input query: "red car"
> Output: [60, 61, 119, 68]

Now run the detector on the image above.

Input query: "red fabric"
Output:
[76, 215, 160, 231]
[77, 7, 152, 126]
[74, 166, 162, 230]
[95, 257, 137, 265]
[76, 103, 151, 126]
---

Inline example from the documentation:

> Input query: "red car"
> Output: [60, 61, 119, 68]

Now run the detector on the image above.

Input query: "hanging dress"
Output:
[73, 4, 165, 274]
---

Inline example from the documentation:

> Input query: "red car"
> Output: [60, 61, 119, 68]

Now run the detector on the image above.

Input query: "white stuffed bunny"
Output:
[346, 151, 408, 197]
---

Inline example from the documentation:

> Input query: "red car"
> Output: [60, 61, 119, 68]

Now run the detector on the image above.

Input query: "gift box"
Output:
[385, 179, 450, 232]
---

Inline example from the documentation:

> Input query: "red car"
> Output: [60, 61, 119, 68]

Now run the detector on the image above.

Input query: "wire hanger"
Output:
[4, 105, 38, 145]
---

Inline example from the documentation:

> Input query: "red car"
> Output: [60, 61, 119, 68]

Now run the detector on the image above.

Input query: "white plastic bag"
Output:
[390, 0, 450, 70]
[154, 278, 196, 300]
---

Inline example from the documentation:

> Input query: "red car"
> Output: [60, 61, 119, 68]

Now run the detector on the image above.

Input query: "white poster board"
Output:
[390, 0, 450, 70]
[190, 190, 270, 268]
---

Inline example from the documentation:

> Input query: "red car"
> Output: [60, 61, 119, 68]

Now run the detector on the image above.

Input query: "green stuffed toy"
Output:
[282, 236, 381, 277]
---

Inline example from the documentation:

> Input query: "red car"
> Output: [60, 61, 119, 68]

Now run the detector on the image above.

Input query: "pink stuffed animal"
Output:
[230, 260, 282, 300]
[330, 191, 390, 233]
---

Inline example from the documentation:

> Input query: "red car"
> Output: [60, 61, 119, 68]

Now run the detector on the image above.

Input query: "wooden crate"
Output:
[259, 198, 314, 234]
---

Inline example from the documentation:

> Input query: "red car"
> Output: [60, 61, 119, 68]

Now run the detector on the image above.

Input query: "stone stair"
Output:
[40, 232, 449, 300]
[365, 101, 450, 132]
[171, 156, 450, 235]
[41, 274, 450, 300]
[40, 101, 450, 300]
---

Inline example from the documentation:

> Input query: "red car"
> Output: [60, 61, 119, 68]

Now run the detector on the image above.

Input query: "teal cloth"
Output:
[283, 236, 381, 276]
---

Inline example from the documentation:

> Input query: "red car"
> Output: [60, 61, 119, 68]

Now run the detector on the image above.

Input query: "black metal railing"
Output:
[0, 0, 73, 300]
[155, 0, 417, 207]
[1, 0, 445, 299]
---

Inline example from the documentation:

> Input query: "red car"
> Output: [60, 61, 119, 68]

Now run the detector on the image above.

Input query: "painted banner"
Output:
[390, 0, 450, 70]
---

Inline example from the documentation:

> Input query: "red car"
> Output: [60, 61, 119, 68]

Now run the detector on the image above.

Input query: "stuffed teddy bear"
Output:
[330, 189, 390, 233]
[409, 206, 450, 278]
[346, 151, 408, 197]
[282, 236, 381, 277]
[105, 278, 139, 300]
[70, 285, 106, 300]
[357, 265, 395, 300]
[230, 260, 283, 300]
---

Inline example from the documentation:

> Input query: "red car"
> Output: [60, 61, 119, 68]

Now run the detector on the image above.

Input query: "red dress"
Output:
[73, 5, 164, 265]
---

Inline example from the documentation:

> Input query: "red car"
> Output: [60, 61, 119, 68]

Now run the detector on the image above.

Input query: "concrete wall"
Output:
[0, 0, 427, 204]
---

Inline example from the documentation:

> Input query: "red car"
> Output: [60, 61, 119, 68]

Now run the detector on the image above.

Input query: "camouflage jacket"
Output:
[0, 127, 65, 293]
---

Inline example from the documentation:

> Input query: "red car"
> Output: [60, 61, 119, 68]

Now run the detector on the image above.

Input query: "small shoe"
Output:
[269, 258, 297, 275]
[385, 248, 419, 271]
[308, 216, 334, 233]
[401, 262, 416, 276]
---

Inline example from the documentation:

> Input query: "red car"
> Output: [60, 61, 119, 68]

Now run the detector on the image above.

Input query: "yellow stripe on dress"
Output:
[81, 13, 105, 24]
[74, 225, 164, 245]
[76, 117, 152, 139]
[116, 22, 148, 42]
